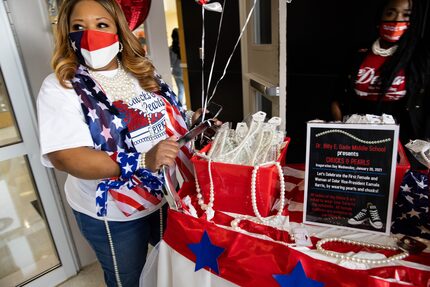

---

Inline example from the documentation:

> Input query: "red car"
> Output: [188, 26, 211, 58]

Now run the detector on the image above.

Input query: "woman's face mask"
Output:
[379, 21, 409, 43]
[69, 30, 120, 69]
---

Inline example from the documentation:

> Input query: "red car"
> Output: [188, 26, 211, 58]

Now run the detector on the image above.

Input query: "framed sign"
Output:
[303, 123, 399, 234]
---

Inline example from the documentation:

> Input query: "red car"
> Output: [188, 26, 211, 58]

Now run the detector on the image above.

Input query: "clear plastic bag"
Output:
[405, 139, 430, 169]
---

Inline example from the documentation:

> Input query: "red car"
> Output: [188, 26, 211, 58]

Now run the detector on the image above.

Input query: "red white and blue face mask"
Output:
[69, 30, 120, 69]
[379, 21, 409, 43]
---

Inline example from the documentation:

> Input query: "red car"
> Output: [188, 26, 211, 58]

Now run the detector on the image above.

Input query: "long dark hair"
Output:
[171, 28, 181, 60]
[378, 0, 430, 98]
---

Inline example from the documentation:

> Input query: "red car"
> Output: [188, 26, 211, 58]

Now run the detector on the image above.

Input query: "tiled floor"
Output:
[57, 261, 104, 287]
[58, 245, 154, 286]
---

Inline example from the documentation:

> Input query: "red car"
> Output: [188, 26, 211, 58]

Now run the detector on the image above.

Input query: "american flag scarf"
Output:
[391, 170, 430, 239]
[71, 65, 193, 217]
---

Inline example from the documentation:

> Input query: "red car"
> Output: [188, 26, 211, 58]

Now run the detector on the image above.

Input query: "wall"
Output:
[4, 0, 54, 101]
[144, 0, 172, 86]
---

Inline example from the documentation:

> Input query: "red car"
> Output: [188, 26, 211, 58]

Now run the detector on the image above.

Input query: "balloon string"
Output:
[205, 0, 226, 101]
[207, 0, 257, 104]
[201, 7, 206, 113]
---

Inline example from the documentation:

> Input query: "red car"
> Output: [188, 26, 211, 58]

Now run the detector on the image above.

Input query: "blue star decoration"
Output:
[273, 261, 324, 287]
[187, 230, 225, 274]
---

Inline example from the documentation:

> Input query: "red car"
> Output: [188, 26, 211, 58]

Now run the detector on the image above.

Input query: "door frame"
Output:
[0, 3, 77, 286]
[144, 0, 173, 87]
[239, 0, 287, 131]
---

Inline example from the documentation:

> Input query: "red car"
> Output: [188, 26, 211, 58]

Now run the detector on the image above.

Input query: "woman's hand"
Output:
[191, 108, 222, 126]
[145, 136, 179, 172]
[191, 108, 205, 126]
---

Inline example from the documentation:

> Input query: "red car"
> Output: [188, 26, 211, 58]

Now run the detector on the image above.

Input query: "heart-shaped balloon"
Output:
[116, 0, 152, 31]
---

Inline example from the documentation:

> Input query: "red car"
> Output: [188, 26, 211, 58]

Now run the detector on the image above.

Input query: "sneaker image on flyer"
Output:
[347, 208, 369, 225]
[368, 204, 383, 229]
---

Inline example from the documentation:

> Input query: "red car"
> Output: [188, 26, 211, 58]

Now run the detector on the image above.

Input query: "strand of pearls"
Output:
[316, 237, 409, 265]
[251, 129, 269, 165]
[251, 162, 285, 224]
[146, 114, 155, 143]
[372, 38, 398, 57]
[195, 158, 215, 212]
[103, 218, 123, 287]
[315, 129, 391, 145]
[138, 153, 146, 170]
[230, 214, 294, 246]
[254, 130, 275, 164]
[89, 60, 136, 103]
[194, 153, 286, 224]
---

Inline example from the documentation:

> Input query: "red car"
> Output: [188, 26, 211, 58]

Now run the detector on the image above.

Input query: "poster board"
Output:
[303, 123, 399, 234]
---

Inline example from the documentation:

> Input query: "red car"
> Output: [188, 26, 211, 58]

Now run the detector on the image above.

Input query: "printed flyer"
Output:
[303, 123, 399, 234]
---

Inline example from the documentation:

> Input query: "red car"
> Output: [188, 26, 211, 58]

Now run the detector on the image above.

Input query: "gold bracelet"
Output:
[139, 153, 146, 170]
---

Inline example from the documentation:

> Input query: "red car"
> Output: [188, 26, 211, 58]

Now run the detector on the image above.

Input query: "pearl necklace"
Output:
[89, 61, 158, 148]
[315, 129, 391, 145]
[316, 237, 409, 265]
[230, 214, 291, 236]
[103, 218, 123, 286]
[251, 161, 285, 223]
[230, 214, 294, 247]
[194, 153, 286, 224]
[372, 38, 398, 57]
[89, 60, 136, 103]
[195, 158, 215, 212]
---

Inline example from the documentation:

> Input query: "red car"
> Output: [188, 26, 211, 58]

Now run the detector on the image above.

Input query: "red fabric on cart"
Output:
[211, 209, 430, 266]
[180, 180, 430, 267]
[164, 210, 430, 287]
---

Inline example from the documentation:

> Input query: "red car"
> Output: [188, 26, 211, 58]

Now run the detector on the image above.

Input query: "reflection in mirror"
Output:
[0, 69, 21, 147]
[253, 0, 272, 45]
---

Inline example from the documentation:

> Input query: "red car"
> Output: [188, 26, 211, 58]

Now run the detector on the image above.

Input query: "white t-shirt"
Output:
[37, 70, 172, 221]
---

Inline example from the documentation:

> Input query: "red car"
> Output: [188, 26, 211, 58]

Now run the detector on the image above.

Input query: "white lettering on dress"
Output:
[356, 67, 405, 86]
[356, 67, 376, 84]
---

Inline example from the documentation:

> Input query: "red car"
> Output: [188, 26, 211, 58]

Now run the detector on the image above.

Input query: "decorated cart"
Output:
[140, 112, 430, 287]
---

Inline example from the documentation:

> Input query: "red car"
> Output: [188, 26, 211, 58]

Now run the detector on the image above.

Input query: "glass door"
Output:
[0, 2, 76, 286]
[240, 0, 287, 130]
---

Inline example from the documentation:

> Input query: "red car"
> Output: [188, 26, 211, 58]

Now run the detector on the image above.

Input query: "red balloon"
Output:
[195, 0, 209, 5]
[116, 0, 152, 31]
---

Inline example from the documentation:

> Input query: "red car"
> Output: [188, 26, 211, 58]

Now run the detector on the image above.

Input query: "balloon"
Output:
[203, 3, 222, 13]
[195, 0, 210, 5]
[116, 0, 152, 31]
[195, 0, 222, 13]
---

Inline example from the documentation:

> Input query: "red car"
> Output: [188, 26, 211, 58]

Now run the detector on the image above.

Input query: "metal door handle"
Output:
[250, 79, 279, 97]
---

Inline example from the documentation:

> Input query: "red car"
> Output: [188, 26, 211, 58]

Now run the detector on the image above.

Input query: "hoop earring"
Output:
[119, 42, 124, 53]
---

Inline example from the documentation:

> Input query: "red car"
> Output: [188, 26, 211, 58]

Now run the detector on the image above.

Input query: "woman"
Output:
[331, 0, 430, 145]
[37, 0, 198, 286]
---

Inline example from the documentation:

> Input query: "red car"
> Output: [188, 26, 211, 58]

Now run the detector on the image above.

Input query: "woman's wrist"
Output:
[108, 151, 150, 179]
